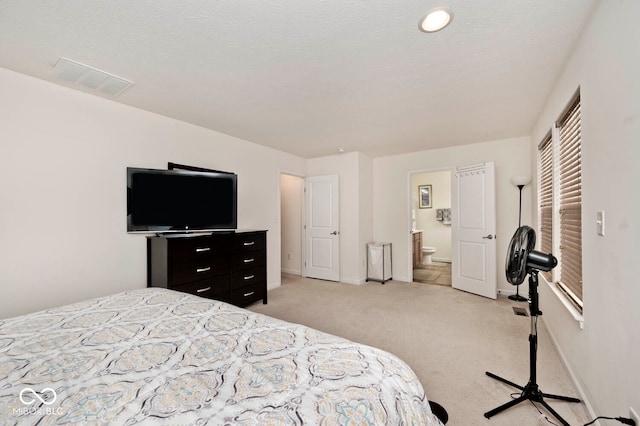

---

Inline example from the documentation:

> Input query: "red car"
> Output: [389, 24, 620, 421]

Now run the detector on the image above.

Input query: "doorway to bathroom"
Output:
[280, 173, 304, 278]
[410, 170, 452, 286]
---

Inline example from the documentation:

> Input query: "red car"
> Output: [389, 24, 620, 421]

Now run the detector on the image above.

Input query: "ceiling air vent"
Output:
[51, 57, 134, 97]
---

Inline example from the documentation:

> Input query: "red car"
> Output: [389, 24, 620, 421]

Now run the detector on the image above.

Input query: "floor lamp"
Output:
[508, 175, 531, 302]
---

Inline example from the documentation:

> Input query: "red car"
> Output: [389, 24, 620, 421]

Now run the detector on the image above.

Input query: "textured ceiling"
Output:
[0, 0, 596, 158]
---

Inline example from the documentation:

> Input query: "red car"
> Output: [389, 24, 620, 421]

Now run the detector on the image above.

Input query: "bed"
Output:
[0, 288, 443, 425]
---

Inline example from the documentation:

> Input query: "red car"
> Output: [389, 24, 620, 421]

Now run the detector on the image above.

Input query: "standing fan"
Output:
[484, 226, 581, 426]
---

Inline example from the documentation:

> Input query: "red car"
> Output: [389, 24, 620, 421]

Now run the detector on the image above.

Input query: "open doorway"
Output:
[280, 173, 304, 277]
[409, 170, 452, 286]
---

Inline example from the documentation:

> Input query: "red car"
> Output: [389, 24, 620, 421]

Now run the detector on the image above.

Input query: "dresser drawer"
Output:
[231, 250, 266, 271]
[230, 282, 265, 306]
[231, 266, 266, 289]
[233, 232, 266, 253]
[173, 277, 229, 301]
[148, 230, 267, 307]
[170, 256, 230, 286]
[169, 235, 230, 263]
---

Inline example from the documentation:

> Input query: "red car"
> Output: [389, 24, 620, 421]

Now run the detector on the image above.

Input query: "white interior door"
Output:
[451, 162, 497, 299]
[304, 175, 340, 281]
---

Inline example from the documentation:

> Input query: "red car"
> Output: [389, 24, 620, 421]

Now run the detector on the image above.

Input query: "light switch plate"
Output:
[596, 211, 605, 236]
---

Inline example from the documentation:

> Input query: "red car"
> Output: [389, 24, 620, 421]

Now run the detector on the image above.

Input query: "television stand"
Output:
[147, 230, 267, 307]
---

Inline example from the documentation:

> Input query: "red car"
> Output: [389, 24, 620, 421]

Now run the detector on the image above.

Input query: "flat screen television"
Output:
[127, 167, 237, 232]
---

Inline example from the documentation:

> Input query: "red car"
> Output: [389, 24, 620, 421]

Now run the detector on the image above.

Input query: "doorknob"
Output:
[330, 231, 339, 235]
[482, 234, 494, 240]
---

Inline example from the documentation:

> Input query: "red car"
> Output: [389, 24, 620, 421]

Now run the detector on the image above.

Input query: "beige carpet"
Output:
[414, 261, 452, 286]
[248, 274, 592, 426]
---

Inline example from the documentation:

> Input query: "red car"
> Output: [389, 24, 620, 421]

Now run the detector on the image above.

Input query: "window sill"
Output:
[541, 275, 584, 329]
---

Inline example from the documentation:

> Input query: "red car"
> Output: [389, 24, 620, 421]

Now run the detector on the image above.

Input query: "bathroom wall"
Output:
[411, 171, 452, 262]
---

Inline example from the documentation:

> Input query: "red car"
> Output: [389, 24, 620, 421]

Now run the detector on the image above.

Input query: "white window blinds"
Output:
[557, 96, 583, 311]
[538, 134, 553, 282]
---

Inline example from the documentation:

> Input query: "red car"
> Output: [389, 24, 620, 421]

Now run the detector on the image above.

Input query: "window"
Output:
[537, 92, 583, 313]
[538, 133, 553, 282]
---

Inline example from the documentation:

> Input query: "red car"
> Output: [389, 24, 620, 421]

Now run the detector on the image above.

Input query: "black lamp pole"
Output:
[508, 183, 528, 302]
[517, 184, 524, 227]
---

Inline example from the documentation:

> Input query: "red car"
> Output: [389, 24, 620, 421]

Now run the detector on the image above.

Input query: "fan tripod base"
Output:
[484, 270, 581, 426]
[484, 371, 581, 426]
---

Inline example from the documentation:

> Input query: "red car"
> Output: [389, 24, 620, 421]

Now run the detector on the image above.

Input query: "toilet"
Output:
[422, 246, 436, 265]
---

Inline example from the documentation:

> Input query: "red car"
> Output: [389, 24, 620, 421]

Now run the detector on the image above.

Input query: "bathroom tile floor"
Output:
[413, 261, 452, 286]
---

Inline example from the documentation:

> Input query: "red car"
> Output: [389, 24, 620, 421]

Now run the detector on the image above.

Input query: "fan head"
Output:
[505, 226, 558, 285]
[505, 226, 536, 285]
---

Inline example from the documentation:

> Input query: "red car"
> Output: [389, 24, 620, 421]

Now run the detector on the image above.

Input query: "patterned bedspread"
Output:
[0, 288, 442, 425]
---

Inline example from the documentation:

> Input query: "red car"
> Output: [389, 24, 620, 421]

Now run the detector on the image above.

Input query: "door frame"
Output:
[450, 162, 497, 299]
[407, 166, 455, 282]
[303, 174, 340, 281]
[278, 171, 306, 278]
[278, 171, 341, 281]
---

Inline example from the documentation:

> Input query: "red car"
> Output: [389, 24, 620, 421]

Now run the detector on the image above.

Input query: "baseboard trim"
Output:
[498, 288, 518, 296]
[267, 281, 281, 291]
[540, 315, 597, 423]
[342, 277, 366, 285]
[281, 267, 301, 275]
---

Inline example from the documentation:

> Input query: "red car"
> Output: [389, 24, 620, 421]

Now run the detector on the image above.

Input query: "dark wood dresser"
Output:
[146, 230, 267, 307]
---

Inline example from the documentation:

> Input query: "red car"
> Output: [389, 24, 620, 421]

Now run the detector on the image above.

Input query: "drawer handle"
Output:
[243, 258, 255, 263]
[244, 274, 255, 280]
[196, 267, 211, 273]
[243, 291, 255, 297]
[196, 287, 211, 293]
[243, 241, 255, 246]
[195, 247, 211, 253]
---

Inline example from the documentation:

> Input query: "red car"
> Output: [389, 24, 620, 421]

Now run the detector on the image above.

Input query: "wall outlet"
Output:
[630, 407, 639, 426]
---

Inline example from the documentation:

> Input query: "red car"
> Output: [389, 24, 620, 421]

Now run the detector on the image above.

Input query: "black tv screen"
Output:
[127, 167, 237, 232]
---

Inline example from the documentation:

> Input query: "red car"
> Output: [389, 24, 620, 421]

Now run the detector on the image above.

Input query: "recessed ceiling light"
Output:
[337, 148, 346, 153]
[419, 7, 453, 33]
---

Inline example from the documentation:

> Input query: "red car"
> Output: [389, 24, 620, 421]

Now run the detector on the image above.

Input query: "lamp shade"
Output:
[511, 175, 531, 187]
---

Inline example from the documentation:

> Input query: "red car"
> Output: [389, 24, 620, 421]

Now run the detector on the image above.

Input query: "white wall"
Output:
[530, 0, 640, 417]
[411, 171, 452, 262]
[280, 174, 303, 275]
[308, 151, 373, 284]
[0, 67, 307, 318]
[373, 136, 531, 292]
[358, 152, 374, 280]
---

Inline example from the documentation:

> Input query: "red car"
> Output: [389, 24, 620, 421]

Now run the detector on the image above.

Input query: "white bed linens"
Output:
[0, 288, 442, 425]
